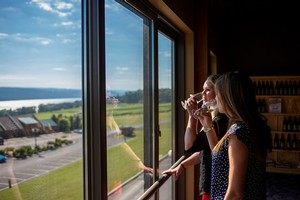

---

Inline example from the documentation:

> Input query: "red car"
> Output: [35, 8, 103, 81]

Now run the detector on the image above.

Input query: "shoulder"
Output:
[228, 122, 251, 144]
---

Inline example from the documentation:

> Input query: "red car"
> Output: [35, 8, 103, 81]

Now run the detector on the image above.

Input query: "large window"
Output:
[102, 0, 181, 199]
[0, 0, 184, 199]
[0, 0, 83, 199]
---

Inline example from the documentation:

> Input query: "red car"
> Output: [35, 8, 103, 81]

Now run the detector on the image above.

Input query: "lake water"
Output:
[0, 98, 81, 110]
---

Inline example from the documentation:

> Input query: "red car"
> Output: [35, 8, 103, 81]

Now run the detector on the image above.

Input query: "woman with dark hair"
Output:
[194, 71, 272, 199]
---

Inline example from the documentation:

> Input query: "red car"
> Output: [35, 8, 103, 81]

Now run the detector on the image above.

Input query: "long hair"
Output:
[212, 71, 272, 161]
[206, 74, 221, 85]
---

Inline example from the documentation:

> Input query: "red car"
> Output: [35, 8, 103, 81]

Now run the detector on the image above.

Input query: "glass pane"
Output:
[0, 0, 83, 199]
[158, 32, 174, 200]
[105, 0, 151, 199]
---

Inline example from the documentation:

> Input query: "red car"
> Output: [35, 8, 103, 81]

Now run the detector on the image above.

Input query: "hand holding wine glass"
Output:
[181, 92, 203, 110]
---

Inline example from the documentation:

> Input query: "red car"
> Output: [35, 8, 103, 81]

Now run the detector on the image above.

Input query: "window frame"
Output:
[83, 0, 186, 199]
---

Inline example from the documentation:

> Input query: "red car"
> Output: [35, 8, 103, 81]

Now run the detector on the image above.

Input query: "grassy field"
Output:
[0, 160, 83, 200]
[0, 102, 172, 198]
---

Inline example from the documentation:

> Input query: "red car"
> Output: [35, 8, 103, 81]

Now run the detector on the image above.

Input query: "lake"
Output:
[0, 98, 81, 110]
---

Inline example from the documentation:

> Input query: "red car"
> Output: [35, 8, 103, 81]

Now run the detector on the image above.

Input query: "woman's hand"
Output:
[162, 164, 184, 181]
[185, 96, 198, 116]
[193, 108, 213, 129]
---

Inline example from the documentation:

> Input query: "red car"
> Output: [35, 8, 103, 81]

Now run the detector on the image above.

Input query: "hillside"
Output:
[0, 87, 82, 101]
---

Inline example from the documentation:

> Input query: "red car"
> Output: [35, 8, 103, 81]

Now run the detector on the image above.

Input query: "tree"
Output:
[58, 118, 70, 132]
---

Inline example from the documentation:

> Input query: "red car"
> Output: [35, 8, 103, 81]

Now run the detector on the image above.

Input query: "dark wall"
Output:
[163, 0, 195, 30]
[216, 3, 300, 76]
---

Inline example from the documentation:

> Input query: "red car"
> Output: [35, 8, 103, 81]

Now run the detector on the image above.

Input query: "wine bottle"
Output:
[287, 117, 292, 132]
[279, 81, 283, 95]
[292, 80, 297, 95]
[269, 81, 274, 95]
[293, 117, 298, 132]
[265, 81, 269, 95]
[284, 81, 288, 95]
[257, 81, 261, 95]
[274, 81, 279, 95]
[292, 134, 297, 150]
[288, 81, 293, 95]
[282, 117, 287, 132]
[286, 134, 292, 149]
[280, 134, 285, 149]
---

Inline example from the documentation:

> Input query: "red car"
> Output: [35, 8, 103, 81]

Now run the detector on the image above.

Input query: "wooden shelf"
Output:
[252, 76, 300, 175]
[272, 149, 300, 153]
[266, 167, 300, 174]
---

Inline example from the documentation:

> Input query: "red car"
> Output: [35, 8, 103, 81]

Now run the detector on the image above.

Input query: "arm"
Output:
[224, 134, 248, 200]
[194, 108, 219, 150]
[162, 152, 200, 181]
[184, 96, 200, 150]
[184, 115, 198, 150]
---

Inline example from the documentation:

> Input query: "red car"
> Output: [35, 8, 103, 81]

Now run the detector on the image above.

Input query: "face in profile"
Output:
[202, 80, 215, 103]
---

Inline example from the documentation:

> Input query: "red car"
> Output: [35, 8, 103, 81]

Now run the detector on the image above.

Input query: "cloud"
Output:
[13, 34, 52, 45]
[0, 33, 9, 38]
[105, 0, 122, 12]
[61, 21, 74, 26]
[55, 2, 74, 10]
[160, 51, 171, 57]
[116, 66, 129, 74]
[62, 39, 76, 44]
[52, 67, 66, 71]
[29, 0, 74, 17]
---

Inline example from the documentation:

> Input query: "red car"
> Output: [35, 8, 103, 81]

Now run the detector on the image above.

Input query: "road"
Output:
[0, 130, 173, 199]
[0, 132, 83, 191]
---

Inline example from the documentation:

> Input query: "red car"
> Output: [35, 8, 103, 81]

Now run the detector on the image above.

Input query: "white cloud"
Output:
[30, 0, 73, 17]
[0, 33, 9, 38]
[160, 51, 171, 57]
[52, 67, 66, 71]
[55, 2, 74, 10]
[62, 39, 75, 44]
[12, 34, 52, 45]
[62, 21, 74, 26]
[105, 0, 122, 12]
[116, 66, 129, 72]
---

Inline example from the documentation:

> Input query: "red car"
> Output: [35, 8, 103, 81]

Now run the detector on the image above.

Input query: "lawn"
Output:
[0, 160, 83, 200]
[0, 102, 172, 198]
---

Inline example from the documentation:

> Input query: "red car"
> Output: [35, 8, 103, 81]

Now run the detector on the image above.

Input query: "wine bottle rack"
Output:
[251, 76, 300, 174]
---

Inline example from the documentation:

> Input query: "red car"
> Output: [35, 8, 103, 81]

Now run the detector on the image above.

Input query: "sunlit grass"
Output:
[0, 102, 172, 198]
[0, 160, 83, 200]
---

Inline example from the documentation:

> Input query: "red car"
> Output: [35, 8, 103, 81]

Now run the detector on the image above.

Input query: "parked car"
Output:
[0, 155, 6, 163]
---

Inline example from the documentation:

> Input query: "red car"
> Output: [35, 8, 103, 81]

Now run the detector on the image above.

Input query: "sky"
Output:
[0, 0, 172, 91]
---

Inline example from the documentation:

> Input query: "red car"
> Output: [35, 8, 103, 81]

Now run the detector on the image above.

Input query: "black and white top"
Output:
[211, 122, 266, 200]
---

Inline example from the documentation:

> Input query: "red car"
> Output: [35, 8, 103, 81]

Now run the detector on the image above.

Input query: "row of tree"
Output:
[0, 88, 172, 117]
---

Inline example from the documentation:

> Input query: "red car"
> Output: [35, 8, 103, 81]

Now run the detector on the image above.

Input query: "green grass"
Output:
[36, 107, 82, 120]
[0, 102, 172, 198]
[0, 160, 83, 200]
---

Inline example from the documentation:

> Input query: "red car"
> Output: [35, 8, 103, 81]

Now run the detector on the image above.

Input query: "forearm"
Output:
[204, 127, 219, 150]
[184, 116, 198, 150]
[181, 152, 200, 168]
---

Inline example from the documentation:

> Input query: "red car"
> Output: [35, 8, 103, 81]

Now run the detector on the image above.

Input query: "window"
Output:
[84, 0, 185, 199]
[0, 0, 83, 199]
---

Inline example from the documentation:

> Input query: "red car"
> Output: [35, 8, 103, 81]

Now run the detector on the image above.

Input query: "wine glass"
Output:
[181, 92, 203, 110]
[191, 98, 218, 120]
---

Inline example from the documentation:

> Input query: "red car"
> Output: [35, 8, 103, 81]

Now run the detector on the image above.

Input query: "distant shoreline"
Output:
[0, 98, 81, 110]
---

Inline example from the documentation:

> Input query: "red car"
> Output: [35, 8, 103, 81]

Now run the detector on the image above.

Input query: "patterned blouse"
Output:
[211, 122, 266, 200]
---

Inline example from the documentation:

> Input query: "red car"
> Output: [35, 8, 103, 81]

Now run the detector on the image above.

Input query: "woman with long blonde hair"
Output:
[194, 71, 272, 199]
